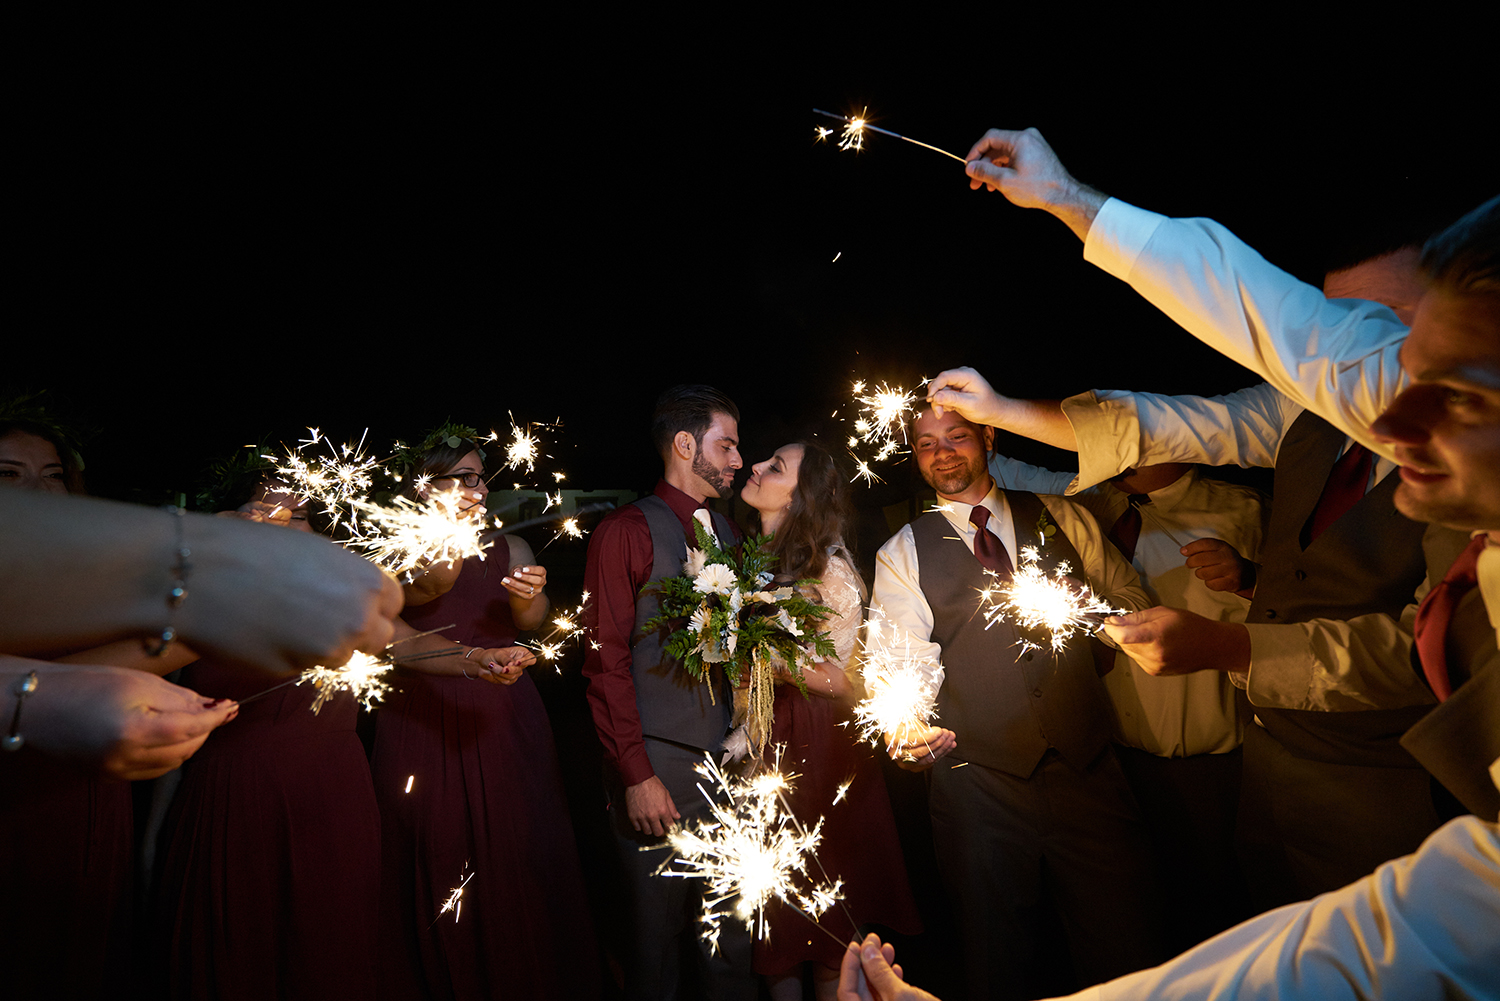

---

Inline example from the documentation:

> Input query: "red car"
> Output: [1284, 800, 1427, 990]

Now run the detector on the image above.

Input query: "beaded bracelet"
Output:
[3, 671, 39, 752]
[144, 506, 191, 657]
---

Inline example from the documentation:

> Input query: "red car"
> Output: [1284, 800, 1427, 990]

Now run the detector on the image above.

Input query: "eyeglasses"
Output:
[430, 472, 484, 489]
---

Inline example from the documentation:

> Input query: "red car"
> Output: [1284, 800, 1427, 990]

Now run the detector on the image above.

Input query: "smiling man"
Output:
[871, 404, 1160, 999]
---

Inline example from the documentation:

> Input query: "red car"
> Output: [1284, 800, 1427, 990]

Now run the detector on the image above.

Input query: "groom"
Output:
[582, 384, 754, 1001]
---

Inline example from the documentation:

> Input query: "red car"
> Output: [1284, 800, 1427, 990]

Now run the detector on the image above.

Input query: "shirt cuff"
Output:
[1061, 390, 1142, 491]
[616, 745, 657, 788]
[1082, 198, 1165, 281]
[1243, 624, 1315, 709]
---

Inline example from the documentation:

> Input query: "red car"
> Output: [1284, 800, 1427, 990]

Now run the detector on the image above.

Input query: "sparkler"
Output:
[519, 592, 595, 672]
[235, 650, 396, 713]
[435, 863, 474, 925]
[849, 618, 942, 756]
[298, 650, 394, 713]
[342, 490, 491, 577]
[978, 543, 1126, 656]
[812, 108, 967, 164]
[268, 428, 381, 533]
[840, 378, 927, 485]
[660, 754, 846, 955]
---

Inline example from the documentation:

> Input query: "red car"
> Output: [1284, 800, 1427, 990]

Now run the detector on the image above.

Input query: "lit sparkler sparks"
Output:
[978, 544, 1126, 656]
[842, 378, 927, 484]
[504, 415, 539, 475]
[661, 754, 844, 954]
[342, 490, 491, 577]
[849, 618, 942, 755]
[811, 108, 968, 164]
[436, 863, 475, 924]
[298, 650, 395, 713]
[520, 592, 594, 672]
[269, 428, 380, 533]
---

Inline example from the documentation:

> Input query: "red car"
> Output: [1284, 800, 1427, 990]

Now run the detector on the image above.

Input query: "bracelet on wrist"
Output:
[144, 506, 191, 657]
[3, 671, 40, 752]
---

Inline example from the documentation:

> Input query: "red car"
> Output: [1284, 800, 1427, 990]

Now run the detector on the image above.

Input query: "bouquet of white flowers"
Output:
[644, 510, 836, 754]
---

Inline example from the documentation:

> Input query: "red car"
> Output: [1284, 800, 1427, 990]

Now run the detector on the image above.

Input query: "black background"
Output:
[13, 19, 1492, 504]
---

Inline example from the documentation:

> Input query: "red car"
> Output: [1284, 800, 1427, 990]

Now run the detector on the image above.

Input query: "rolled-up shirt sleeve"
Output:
[1062, 383, 1297, 491]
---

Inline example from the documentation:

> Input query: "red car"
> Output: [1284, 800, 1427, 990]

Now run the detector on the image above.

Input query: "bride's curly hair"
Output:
[758, 440, 857, 585]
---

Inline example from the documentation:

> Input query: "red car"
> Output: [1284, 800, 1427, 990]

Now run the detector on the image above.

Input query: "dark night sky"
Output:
[11, 22, 1493, 506]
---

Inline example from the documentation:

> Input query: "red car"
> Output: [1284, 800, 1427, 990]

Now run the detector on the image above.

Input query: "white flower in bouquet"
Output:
[694, 563, 737, 597]
[774, 608, 804, 638]
[689, 605, 712, 634]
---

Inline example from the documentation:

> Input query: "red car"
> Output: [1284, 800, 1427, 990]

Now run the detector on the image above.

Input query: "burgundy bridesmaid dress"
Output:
[370, 543, 599, 1000]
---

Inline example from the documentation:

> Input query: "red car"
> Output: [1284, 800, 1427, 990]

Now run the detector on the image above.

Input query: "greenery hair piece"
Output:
[195, 439, 280, 512]
[388, 419, 487, 475]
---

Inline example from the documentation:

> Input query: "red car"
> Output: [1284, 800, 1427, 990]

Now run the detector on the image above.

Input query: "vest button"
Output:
[1265, 609, 1278, 619]
[1032, 688, 1043, 698]
[1294, 570, 1307, 581]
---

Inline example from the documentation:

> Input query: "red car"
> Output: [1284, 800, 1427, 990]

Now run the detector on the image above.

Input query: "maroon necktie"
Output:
[1412, 535, 1486, 702]
[969, 505, 1013, 577]
[1304, 443, 1375, 545]
[1108, 495, 1149, 561]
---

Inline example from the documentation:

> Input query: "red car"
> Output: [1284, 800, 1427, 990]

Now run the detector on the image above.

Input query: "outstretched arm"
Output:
[0, 490, 401, 675]
[962, 124, 1408, 455]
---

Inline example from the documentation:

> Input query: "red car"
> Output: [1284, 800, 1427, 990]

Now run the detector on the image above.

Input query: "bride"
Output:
[740, 440, 921, 1001]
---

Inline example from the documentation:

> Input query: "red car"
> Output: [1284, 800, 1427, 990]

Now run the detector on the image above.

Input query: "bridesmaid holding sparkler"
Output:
[368, 425, 599, 1001]
[740, 440, 921, 1001]
[149, 455, 383, 1001]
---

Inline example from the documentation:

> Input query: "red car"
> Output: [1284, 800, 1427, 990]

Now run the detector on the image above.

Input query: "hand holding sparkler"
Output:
[963, 127, 1109, 243]
[838, 933, 941, 1001]
[1101, 606, 1251, 677]
[886, 724, 957, 773]
[926, 366, 1081, 453]
[471, 646, 536, 686]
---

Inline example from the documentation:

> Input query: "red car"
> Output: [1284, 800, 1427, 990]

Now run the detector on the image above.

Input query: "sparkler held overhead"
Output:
[811, 108, 968, 164]
[838, 378, 928, 485]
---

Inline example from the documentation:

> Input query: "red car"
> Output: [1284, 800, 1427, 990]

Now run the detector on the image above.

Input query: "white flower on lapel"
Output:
[692, 508, 720, 546]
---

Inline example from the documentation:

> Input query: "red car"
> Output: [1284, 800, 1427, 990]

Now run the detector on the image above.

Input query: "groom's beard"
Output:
[693, 451, 736, 498]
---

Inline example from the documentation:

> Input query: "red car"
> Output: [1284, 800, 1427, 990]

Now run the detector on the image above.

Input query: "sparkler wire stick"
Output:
[236, 625, 460, 706]
[811, 108, 968, 164]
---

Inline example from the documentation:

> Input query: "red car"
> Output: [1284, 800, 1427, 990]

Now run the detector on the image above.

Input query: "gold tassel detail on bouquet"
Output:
[731, 652, 778, 757]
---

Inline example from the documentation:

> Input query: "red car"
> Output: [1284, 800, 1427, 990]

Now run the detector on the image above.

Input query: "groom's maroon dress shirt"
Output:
[582, 479, 741, 788]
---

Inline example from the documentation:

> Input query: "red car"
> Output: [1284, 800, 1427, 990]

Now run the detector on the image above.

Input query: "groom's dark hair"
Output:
[652, 384, 739, 460]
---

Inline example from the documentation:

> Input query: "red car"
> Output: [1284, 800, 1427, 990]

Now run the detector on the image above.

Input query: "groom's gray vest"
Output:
[913, 490, 1113, 778]
[631, 495, 737, 752]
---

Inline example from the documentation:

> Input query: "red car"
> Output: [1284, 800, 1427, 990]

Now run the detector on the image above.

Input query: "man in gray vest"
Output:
[927, 241, 1448, 909]
[871, 403, 1161, 1000]
[582, 384, 753, 1001]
